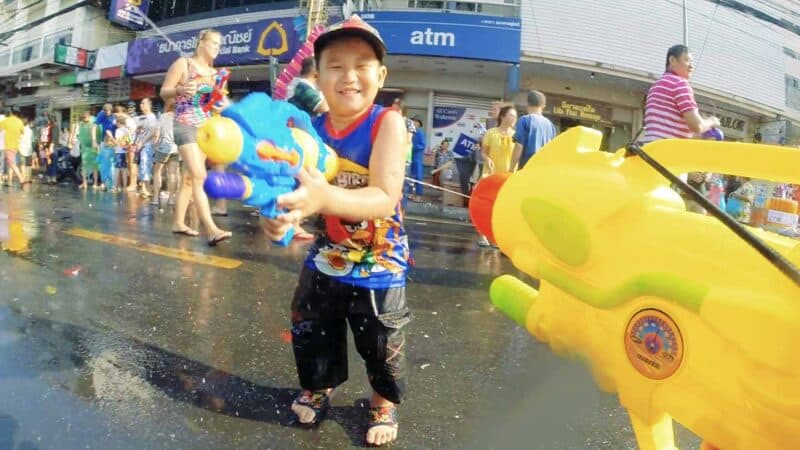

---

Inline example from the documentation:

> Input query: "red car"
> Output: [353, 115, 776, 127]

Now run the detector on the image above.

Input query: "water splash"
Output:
[129, 6, 187, 56]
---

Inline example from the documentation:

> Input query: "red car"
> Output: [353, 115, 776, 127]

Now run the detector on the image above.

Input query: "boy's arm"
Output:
[278, 111, 407, 223]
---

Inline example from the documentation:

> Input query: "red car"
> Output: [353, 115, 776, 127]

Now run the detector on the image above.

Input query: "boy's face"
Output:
[317, 37, 387, 118]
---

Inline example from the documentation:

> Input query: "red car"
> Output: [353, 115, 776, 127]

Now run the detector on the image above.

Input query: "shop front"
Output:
[125, 16, 300, 96]
[697, 101, 758, 142]
[360, 11, 521, 203]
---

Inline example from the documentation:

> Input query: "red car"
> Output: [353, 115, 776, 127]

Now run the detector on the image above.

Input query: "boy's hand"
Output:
[260, 216, 292, 242]
[277, 167, 330, 224]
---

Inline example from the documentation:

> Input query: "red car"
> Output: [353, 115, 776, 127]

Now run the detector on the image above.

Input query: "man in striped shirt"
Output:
[643, 45, 720, 143]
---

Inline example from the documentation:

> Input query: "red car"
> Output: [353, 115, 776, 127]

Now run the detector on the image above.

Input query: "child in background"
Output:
[112, 112, 131, 193]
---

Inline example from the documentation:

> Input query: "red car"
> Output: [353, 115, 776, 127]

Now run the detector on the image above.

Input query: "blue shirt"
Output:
[513, 113, 556, 169]
[412, 128, 426, 154]
[306, 105, 410, 289]
[95, 111, 116, 141]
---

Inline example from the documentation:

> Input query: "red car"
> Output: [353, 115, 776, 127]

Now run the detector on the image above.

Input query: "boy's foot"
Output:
[366, 405, 398, 446]
[211, 207, 228, 217]
[291, 389, 332, 427]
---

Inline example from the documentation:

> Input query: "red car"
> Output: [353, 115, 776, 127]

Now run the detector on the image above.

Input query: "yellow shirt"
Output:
[482, 127, 515, 176]
[0, 116, 25, 150]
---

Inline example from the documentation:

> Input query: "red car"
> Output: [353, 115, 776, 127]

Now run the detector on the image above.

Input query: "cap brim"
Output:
[314, 28, 386, 62]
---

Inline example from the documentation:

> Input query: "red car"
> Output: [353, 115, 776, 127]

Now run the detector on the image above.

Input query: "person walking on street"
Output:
[407, 116, 426, 202]
[511, 90, 556, 171]
[0, 109, 26, 186]
[161, 28, 232, 246]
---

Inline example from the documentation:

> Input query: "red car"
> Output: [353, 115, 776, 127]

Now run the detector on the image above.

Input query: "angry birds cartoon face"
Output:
[313, 243, 354, 277]
[325, 217, 376, 249]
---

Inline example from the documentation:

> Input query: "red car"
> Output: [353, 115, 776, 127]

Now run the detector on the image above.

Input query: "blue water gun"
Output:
[197, 93, 339, 245]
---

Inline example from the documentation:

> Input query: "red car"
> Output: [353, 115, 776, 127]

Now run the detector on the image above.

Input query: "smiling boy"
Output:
[261, 15, 410, 446]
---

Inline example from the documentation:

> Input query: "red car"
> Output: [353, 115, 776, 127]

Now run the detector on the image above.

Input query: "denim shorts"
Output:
[174, 122, 198, 146]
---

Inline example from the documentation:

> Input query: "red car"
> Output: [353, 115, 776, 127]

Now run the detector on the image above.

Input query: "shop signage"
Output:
[697, 104, 751, 139]
[358, 12, 521, 63]
[431, 105, 490, 159]
[125, 18, 297, 75]
[54, 44, 91, 68]
[109, 0, 150, 30]
[546, 95, 612, 123]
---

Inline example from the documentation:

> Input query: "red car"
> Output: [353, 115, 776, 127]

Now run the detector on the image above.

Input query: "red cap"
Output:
[314, 15, 387, 62]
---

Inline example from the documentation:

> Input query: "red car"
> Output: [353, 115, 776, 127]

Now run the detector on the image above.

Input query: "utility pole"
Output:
[683, 0, 689, 45]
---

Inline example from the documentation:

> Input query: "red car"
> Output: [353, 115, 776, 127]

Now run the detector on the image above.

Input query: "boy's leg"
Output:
[290, 268, 348, 424]
[347, 285, 410, 445]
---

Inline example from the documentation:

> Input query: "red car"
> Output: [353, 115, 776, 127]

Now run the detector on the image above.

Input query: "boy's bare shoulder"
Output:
[377, 108, 405, 130]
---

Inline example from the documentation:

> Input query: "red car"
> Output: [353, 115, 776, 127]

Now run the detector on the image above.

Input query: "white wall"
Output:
[520, 0, 786, 110]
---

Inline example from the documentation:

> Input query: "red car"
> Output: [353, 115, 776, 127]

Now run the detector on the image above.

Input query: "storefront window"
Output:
[165, 0, 189, 19]
[42, 29, 73, 56]
[11, 39, 40, 65]
[187, 0, 214, 14]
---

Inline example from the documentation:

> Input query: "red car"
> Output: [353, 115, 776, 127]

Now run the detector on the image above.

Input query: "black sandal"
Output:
[207, 231, 232, 247]
[292, 390, 332, 427]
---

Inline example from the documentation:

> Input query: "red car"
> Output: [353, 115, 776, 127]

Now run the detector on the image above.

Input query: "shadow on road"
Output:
[0, 306, 373, 447]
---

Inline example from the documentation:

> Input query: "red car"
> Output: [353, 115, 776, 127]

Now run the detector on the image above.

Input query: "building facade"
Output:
[0, 0, 135, 126]
[517, 0, 800, 148]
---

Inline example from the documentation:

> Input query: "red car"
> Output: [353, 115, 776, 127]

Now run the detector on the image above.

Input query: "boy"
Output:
[112, 110, 131, 193]
[261, 15, 410, 447]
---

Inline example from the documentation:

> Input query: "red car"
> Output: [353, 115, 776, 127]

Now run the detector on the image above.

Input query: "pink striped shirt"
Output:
[643, 71, 698, 142]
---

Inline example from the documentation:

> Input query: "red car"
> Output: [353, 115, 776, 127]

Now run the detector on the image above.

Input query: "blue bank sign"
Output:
[358, 12, 521, 63]
[126, 18, 297, 75]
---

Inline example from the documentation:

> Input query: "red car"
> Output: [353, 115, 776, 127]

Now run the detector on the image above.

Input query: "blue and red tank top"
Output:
[305, 105, 409, 289]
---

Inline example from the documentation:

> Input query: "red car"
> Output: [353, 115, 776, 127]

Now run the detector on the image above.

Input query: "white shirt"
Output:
[19, 126, 33, 157]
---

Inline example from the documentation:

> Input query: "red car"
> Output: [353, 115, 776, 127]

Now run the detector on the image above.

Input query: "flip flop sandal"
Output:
[207, 231, 232, 247]
[292, 390, 332, 427]
[172, 228, 199, 237]
[366, 405, 398, 445]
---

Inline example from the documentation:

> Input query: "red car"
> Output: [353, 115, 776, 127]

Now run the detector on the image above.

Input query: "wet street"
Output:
[0, 184, 700, 450]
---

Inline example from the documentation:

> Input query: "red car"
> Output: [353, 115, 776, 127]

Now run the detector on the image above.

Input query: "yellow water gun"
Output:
[470, 126, 800, 450]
